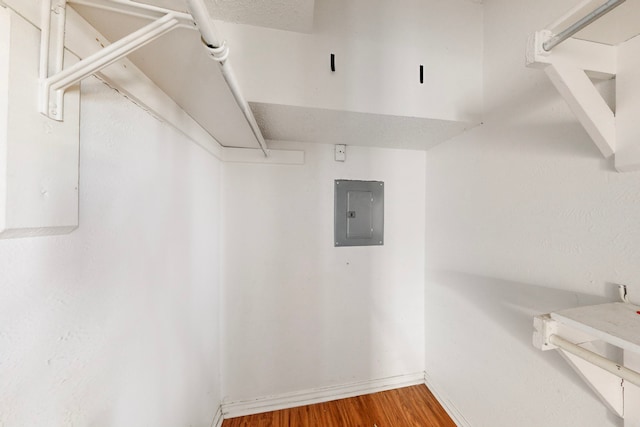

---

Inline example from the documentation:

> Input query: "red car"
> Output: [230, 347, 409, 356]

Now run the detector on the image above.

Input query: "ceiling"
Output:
[133, 0, 315, 32]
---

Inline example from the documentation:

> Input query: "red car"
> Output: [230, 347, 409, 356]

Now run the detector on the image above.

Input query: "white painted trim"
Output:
[614, 33, 640, 172]
[424, 372, 473, 427]
[210, 405, 223, 427]
[222, 372, 425, 419]
[222, 147, 304, 165]
[614, 148, 640, 173]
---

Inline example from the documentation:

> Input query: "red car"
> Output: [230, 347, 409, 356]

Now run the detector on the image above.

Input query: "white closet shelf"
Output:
[551, 302, 640, 353]
[534, 301, 640, 424]
[1, 0, 303, 239]
[566, 0, 640, 46]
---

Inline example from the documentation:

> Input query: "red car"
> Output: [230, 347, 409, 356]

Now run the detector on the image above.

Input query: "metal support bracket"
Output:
[39, 0, 190, 120]
[37, 0, 268, 156]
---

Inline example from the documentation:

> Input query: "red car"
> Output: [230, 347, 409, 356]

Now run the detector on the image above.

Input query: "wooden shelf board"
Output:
[551, 302, 640, 353]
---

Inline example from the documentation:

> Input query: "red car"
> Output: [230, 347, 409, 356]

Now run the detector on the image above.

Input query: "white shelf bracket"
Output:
[533, 303, 640, 424]
[544, 62, 615, 158]
[37, 0, 268, 156]
[525, 0, 626, 166]
[534, 314, 626, 417]
[558, 346, 624, 417]
[526, 31, 617, 158]
[39, 0, 67, 120]
[39, 0, 184, 121]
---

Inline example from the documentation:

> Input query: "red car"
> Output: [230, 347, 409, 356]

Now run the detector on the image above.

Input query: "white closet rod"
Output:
[543, 0, 626, 51]
[550, 334, 640, 387]
[184, 0, 269, 157]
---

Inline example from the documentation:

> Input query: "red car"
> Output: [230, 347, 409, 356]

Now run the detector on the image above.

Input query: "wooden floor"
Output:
[222, 385, 456, 427]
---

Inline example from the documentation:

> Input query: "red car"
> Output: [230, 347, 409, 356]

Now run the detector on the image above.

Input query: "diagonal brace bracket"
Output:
[526, 29, 617, 159]
[533, 312, 640, 420]
[544, 62, 615, 157]
[39, 0, 185, 120]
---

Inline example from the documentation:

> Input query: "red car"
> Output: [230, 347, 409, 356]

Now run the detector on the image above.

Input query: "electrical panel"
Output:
[334, 180, 384, 246]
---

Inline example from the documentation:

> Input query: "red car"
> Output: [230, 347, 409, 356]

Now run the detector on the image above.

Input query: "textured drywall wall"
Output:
[424, 0, 635, 426]
[0, 78, 223, 426]
[222, 141, 425, 401]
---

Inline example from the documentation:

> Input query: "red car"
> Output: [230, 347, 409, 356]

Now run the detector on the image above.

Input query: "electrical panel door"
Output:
[334, 180, 384, 246]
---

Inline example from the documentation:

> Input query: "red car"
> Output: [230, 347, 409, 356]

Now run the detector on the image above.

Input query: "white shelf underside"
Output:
[573, 1, 640, 46]
[551, 302, 640, 354]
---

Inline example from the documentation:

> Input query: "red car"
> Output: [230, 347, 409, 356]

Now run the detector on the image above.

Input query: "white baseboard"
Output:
[210, 405, 223, 427]
[222, 372, 425, 419]
[424, 372, 472, 427]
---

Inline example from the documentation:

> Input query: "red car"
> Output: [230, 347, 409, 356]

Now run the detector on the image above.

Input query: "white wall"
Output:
[0, 78, 223, 426]
[222, 142, 425, 401]
[425, 0, 636, 426]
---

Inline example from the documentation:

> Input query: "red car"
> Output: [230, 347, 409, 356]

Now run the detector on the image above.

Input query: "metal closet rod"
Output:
[543, 0, 626, 51]
[185, 0, 269, 157]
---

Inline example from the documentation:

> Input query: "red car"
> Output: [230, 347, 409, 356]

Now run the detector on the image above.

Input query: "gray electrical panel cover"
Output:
[334, 180, 384, 246]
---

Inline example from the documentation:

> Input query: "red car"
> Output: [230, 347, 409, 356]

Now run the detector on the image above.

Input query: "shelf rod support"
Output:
[40, 7, 181, 120]
[41, 0, 269, 156]
[550, 334, 640, 387]
[543, 0, 626, 51]
[39, 0, 68, 119]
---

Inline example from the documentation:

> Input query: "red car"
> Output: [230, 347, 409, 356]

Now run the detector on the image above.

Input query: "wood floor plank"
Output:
[222, 385, 456, 427]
